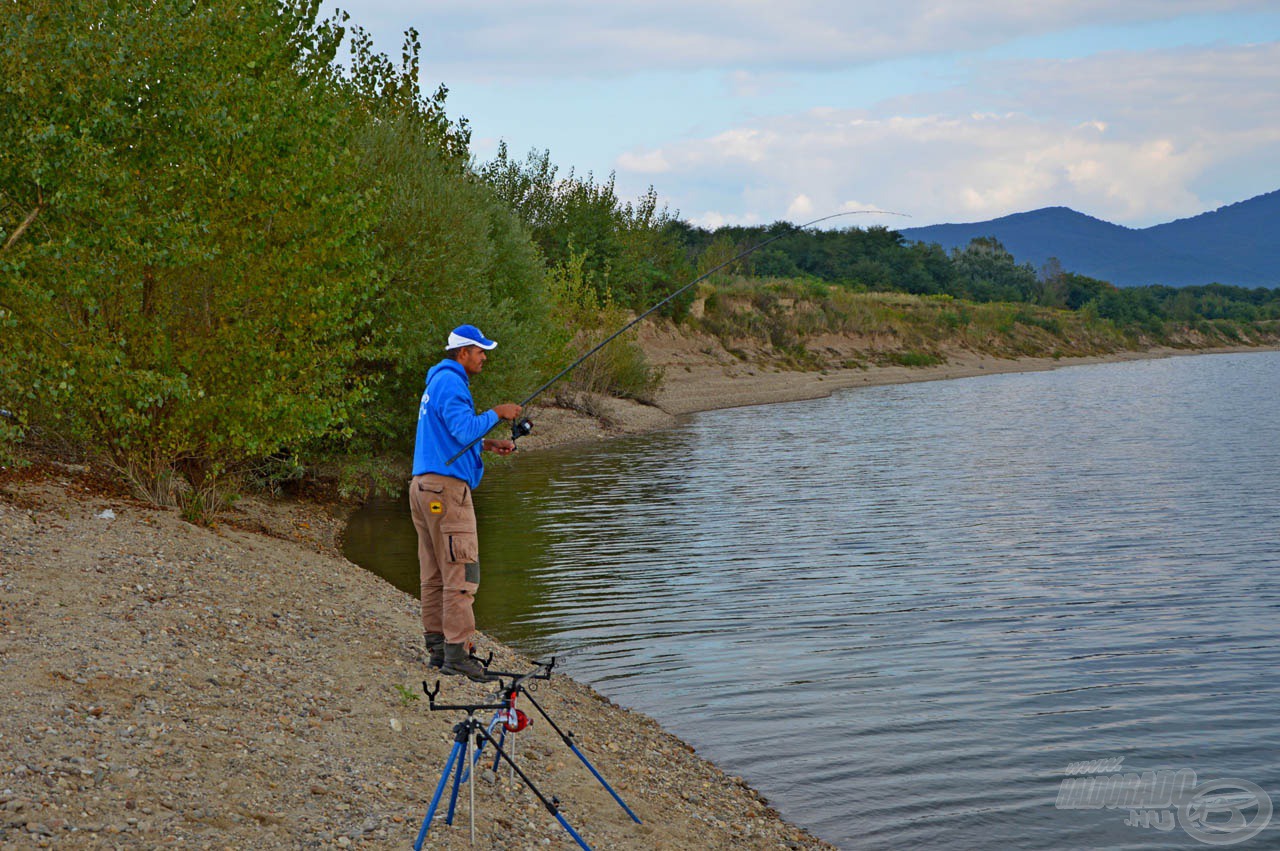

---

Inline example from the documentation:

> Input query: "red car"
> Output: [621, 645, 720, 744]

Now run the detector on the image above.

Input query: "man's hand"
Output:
[492, 403, 522, 421]
[483, 439, 516, 456]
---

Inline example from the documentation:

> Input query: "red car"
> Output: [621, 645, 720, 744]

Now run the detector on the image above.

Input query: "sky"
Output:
[322, 1, 1280, 230]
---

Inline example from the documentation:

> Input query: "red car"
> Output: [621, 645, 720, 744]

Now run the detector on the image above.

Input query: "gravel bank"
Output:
[514, 321, 1280, 452]
[0, 472, 833, 850]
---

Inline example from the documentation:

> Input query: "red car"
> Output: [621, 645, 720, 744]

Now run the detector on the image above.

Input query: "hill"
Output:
[900, 189, 1280, 288]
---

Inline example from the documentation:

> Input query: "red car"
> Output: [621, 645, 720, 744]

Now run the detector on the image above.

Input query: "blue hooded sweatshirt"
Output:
[411, 359, 499, 489]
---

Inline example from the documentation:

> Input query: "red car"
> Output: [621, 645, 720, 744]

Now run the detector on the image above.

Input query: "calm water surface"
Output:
[344, 352, 1280, 849]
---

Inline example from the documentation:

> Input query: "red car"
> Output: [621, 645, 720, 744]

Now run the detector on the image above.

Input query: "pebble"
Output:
[0, 481, 836, 851]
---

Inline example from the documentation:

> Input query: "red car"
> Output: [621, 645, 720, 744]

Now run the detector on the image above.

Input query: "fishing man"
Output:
[410, 324, 522, 681]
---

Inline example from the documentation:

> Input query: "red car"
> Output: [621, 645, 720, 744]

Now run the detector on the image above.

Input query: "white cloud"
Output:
[669, 114, 1207, 224]
[983, 43, 1280, 123]
[616, 149, 672, 173]
[723, 69, 792, 98]
[690, 210, 765, 228]
[786, 193, 815, 217]
[329, 1, 1275, 78]
[615, 42, 1280, 226]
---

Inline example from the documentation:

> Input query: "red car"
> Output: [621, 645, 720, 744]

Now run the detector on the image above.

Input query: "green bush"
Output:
[882, 350, 946, 367]
[1, 0, 377, 514]
[341, 115, 557, 457]
[543, 252, 661, 403]
[478, 145, 693, 315]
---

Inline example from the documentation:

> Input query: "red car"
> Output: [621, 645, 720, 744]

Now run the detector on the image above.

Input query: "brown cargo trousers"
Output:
[408, 473, 480, 644]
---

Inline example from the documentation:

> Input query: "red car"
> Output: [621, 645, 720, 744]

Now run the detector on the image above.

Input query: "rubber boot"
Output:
[441, 642, 494, 682]
[424, 632, 444, 669]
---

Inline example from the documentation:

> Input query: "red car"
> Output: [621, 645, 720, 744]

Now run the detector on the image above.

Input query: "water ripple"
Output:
[346, 352, 1280, 849]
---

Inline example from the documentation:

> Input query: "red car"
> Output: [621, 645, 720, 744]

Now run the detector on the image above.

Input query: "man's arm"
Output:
[436, 375, 499, 446]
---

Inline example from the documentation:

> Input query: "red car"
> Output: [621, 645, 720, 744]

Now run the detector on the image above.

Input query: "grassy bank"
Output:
[695, 279, 1280, 370]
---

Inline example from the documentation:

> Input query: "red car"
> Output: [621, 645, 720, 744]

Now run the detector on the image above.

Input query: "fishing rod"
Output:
[447, 209, 909, 465]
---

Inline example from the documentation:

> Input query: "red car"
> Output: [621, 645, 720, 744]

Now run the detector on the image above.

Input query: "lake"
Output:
[344, 351, 1280, 849]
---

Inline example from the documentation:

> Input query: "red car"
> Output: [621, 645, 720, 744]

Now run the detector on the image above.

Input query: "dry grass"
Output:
[695, 279, 1190, 368]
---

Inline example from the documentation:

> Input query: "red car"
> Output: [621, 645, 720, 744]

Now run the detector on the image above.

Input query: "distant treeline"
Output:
[671, 222, 1280, 329]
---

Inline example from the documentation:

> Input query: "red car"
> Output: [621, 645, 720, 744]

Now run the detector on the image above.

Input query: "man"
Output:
[409, 324, 522, 681]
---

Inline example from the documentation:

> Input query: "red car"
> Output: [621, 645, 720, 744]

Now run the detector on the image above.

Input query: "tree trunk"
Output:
[2, 200, 45, 252]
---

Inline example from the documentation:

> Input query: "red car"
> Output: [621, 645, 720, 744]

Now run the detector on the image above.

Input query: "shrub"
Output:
[0, 0, 377, 516]
[882, 350, 946, 367]
[543, 252, 662, 403]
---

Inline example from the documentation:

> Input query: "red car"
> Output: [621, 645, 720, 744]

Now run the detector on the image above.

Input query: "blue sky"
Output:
[324, 2, 1280, 229]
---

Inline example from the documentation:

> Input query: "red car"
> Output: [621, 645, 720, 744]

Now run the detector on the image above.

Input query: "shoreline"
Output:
[516, 334, 1280, 452]
[0, 473, 835, 850]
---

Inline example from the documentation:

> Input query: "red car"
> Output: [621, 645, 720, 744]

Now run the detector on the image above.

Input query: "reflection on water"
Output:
[344, 352, 1280, 850]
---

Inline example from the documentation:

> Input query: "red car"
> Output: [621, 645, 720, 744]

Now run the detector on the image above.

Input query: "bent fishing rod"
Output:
[447, 209, 909, 465]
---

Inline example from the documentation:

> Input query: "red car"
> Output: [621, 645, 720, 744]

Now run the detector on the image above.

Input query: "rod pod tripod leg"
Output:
[490, 719, 519, 783]
[414, 723, 467, 851]
[445, 714, 488, 845]
[521, 688, 643, 824]
[415, 711, 488, 848]
[444, 719, 469, 826]
[468, 719, 478, 845]
[474, 722, 593, 851]
[457, 713, 501, 785]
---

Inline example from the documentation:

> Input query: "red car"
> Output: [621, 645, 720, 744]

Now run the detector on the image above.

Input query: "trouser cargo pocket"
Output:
[442, 519, 479, 566]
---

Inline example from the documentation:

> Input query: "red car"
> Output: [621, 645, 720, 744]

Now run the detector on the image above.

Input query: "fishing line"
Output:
[447, 208, 910, 465]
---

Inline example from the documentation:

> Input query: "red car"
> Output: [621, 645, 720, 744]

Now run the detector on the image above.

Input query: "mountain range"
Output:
[898, 189, 1280, 288]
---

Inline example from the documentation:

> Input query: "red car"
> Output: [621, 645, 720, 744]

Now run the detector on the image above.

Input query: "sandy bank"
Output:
[0, 474, 832, 850]
[514, 323, 1279, 451]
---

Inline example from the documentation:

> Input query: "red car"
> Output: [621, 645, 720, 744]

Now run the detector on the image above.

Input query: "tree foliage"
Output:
[1, 0, 375, 500]
[949, 236, 1040, 302]
[344, 117, 557, 454]
[478, 144, 693, 316]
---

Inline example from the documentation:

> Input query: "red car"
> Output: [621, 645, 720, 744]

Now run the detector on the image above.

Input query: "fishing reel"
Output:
[496, 707, 531, 732]
[511, 416, 533, 444]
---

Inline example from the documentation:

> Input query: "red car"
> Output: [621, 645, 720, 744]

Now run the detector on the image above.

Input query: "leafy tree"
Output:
[341, 24, 471, 159]
[750, 246, 801, 279]
[0, 0, 375, 509]
[1058, 273, 1116, 311]
[478, 144, 691, 314]
[344, 115, 556, 455]
[950, 237, 1039, 302]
